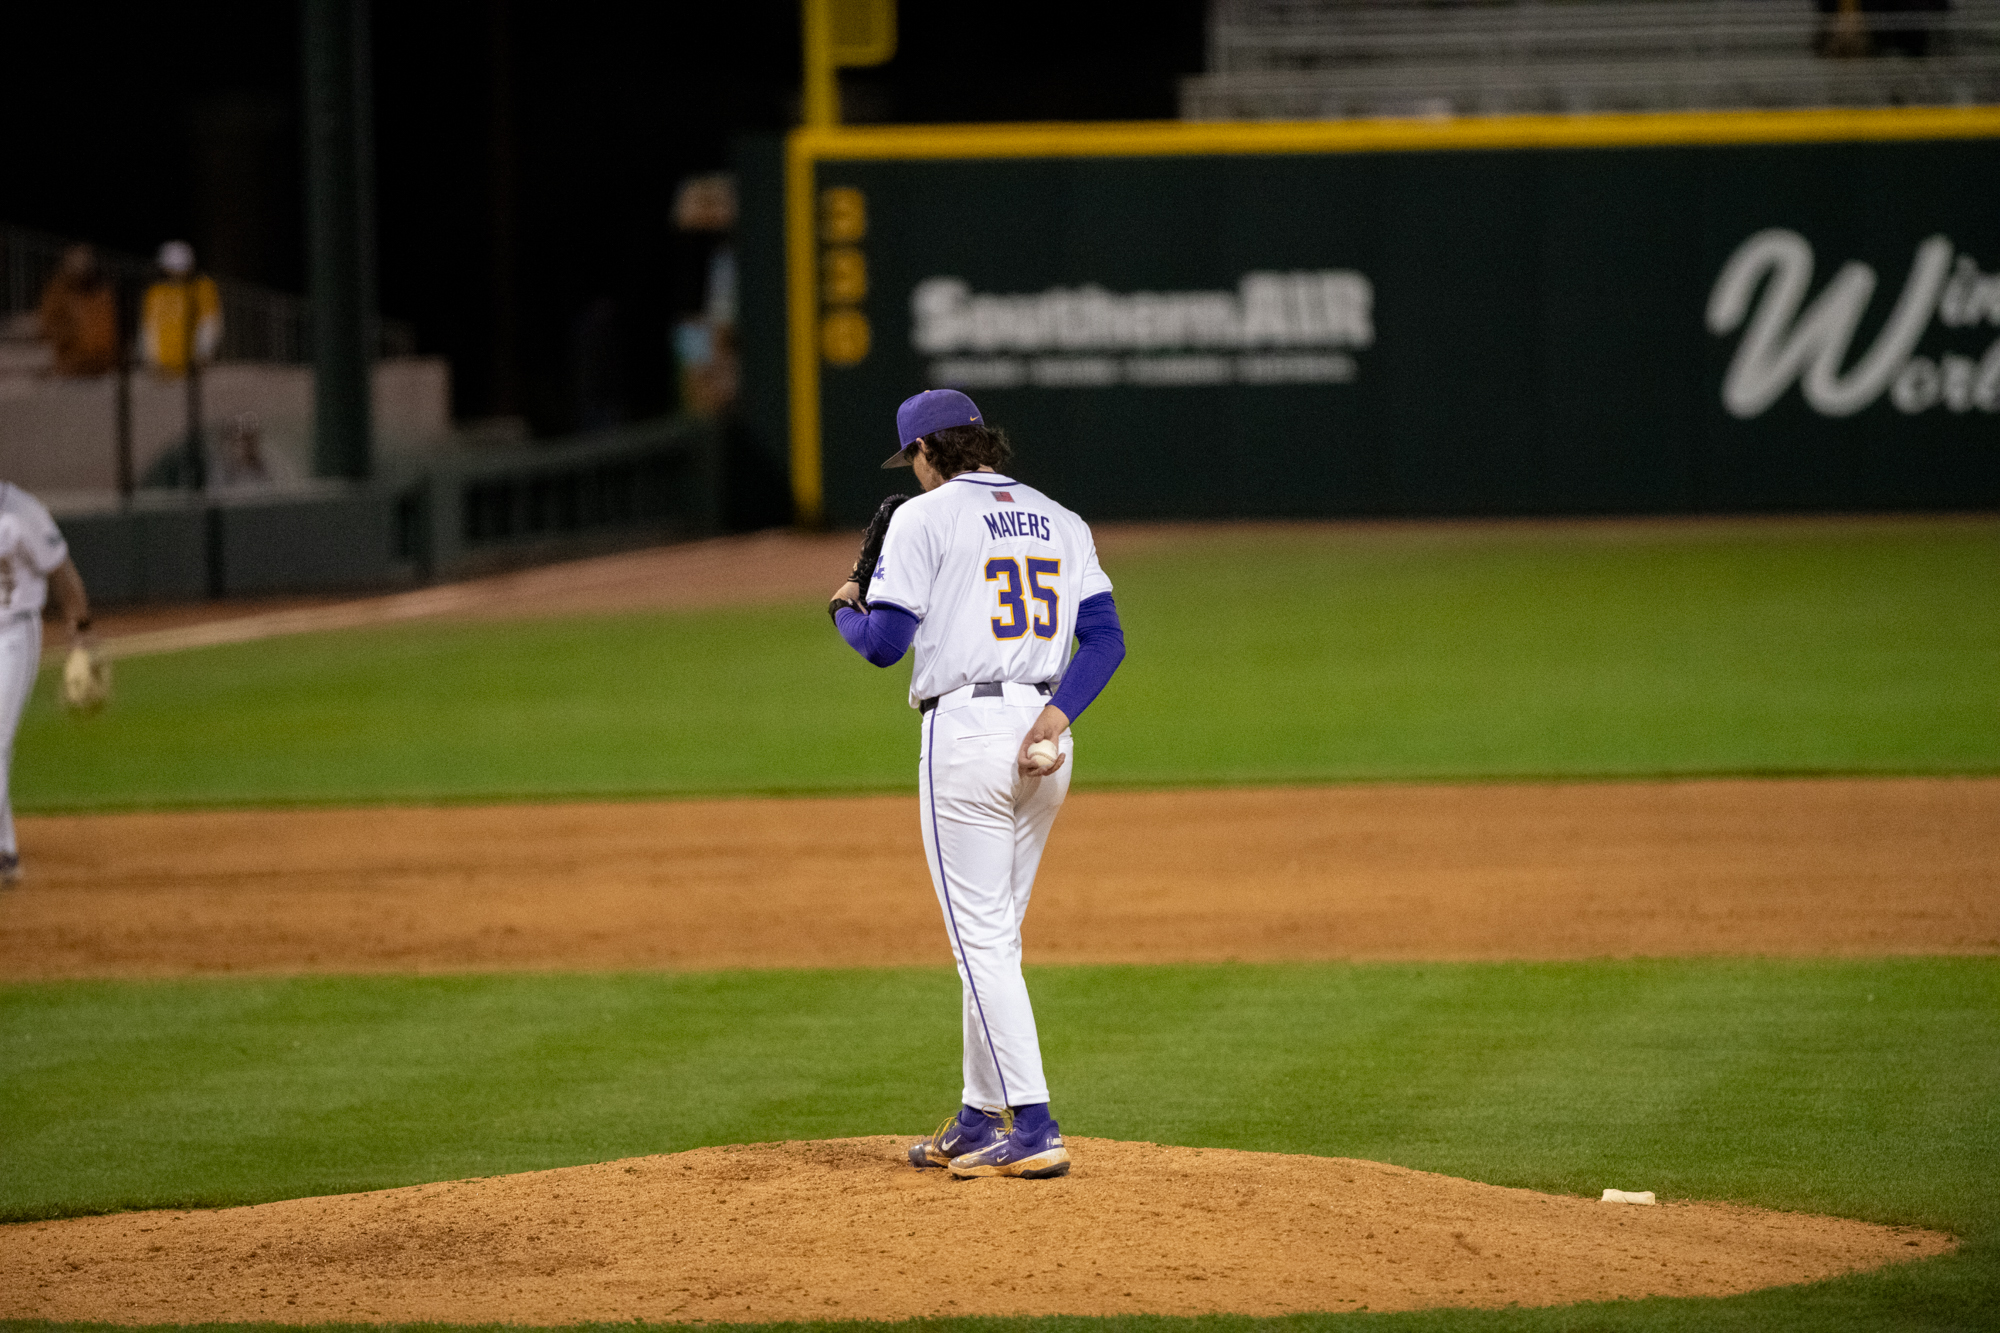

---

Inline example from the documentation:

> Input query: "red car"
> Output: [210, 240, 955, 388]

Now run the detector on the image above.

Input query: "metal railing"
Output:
[394, 416, 722, 579]
[1185, 0, 2000, 119]
[1, 224, 414, 363]
[49, 416, 724, 603]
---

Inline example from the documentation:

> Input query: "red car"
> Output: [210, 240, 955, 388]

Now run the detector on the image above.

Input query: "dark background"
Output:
[0, 2, 1206, 437]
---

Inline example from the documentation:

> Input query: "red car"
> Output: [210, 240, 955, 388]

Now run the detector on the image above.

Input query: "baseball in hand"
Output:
[1025, 739, 1060, 774]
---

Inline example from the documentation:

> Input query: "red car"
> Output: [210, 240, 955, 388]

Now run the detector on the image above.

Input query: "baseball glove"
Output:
[849, 493, 909, 605]
[60, 644, 111, 714]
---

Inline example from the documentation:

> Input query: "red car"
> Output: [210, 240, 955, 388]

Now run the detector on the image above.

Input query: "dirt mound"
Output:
[0, 1138, 1949, 1325]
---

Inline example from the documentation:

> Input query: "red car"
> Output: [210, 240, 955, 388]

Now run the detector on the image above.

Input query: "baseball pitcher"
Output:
[829, 389, 1127, 1179]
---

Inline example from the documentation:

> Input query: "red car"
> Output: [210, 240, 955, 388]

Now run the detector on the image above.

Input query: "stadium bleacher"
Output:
[1182, 0, 2000, 119]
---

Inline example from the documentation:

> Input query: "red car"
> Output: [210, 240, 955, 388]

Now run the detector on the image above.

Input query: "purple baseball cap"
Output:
[883, 389, 983, 468]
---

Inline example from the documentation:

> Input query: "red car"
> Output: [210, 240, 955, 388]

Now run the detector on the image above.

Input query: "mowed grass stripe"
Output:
[15, 519, 2000, 811]
[1112, 520, 2000, 783]
[1, 960, 1995, 1331]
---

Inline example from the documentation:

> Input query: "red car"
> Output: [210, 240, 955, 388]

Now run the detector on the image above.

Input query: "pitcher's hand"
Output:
[1017, 704, 1070, 777]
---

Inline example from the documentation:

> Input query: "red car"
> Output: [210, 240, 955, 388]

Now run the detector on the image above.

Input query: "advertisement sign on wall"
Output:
[749, 113, 2000, 527]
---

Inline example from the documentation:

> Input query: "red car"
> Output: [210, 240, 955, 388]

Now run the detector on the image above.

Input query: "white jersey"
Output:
[0, 484, 68, 615]
[869, 471, 1113, 709]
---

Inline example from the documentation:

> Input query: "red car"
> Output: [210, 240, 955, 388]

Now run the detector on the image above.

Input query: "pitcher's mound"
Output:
[1, 1137, 1951, 1326]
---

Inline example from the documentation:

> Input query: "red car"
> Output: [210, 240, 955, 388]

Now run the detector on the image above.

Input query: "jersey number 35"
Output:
[986, 557, 1060, 640]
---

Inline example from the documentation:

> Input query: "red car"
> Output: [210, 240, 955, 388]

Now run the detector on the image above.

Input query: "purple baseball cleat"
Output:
[909, 1105, 1010, 1169]
[947, 1106, 1070, 1179]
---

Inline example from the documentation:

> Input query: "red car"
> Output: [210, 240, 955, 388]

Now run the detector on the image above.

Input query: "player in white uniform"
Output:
[830, 390, 1126, 1179]
[0, 483, 92, 886]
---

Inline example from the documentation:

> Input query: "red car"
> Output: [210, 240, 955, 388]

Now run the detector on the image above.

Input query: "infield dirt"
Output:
[6, 775, 1994, 977]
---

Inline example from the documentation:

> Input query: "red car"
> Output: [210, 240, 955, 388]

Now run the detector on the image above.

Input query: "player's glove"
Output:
[848, 493, 909, 606]
[60, 643, 111, 714]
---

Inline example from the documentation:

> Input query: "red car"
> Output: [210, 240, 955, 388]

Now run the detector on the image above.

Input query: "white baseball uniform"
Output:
[0, 484, 70, 858]
[867, 471, 1113, 1110]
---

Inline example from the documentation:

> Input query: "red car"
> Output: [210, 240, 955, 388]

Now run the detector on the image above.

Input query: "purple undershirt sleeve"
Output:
[1050, 591, 1125, 723]
[835, 602, 918, 667]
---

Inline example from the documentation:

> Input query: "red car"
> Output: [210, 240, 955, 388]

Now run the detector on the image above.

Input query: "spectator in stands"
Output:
[672, 173, 741, 419]
[217, 413, 269, 486]
[141, 240, 221, 376]
[1818, 0, 1952, 59]
[36, 245, 119, 377]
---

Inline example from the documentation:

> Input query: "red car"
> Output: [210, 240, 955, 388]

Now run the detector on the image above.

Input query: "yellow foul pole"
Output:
[802, 0, 839, 130]
[785, 129, 824, 528]
[789, 0, 897, 528]
[789, 0, 833, 527]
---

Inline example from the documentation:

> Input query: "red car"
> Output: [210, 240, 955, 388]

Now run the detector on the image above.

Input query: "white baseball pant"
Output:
[918, 681, 1074, 1111]
[0, 611, 42, 857]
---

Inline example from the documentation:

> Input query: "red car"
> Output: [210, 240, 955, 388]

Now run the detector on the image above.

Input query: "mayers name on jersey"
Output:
[983, 510, 1052, 542]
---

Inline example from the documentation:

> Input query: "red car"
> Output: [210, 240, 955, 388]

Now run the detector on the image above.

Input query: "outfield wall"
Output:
[738, 111, 2000, 528]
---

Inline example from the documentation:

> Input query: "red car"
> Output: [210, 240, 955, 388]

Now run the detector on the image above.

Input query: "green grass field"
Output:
[14, 517, 1999, 810]
[3, 960, 1996, 1330]
[4, 517, 1996, 1332]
